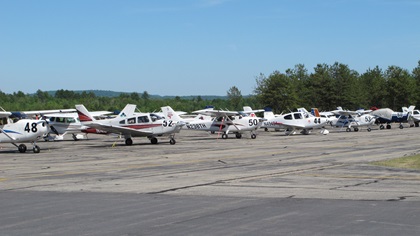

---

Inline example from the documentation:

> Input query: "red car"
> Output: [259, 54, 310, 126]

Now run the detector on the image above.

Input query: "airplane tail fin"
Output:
[161, 106, 182, 122]
[408, 105, 415, 112]
[118, 104, 136, 118]
[263, 107, 275, 119]
[311, 108, 321, 117]
[75, 104, 95, 123]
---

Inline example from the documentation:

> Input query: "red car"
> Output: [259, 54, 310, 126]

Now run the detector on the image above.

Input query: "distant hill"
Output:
[43, 90, 228, 100]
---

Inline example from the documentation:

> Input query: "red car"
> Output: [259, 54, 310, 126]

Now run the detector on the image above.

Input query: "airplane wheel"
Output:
[72, 134, 79, 141]
[380, 125, 384, 130]
[150, 137, 158, 144]
[354, 128, 359, 132]
[222, 134, 228, 139]
[235, 133, 242, 139]
[346, 128, 351, 132]
[18, 144, 27, 153]
[399, 124, 404, 129]
[386, 124, 391, 129]
[367, 128, 372, 132]
[264, 128, 268, 132]
[169, 138, 176, 145]
[33, 145, 41, 153]
[416, 122, 419, 127]
[251, 133, 257, 139]
[125, 138, 133, 146]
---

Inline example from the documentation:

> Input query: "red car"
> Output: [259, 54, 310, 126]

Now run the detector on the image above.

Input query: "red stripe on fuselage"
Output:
[124, 124, 162, 129]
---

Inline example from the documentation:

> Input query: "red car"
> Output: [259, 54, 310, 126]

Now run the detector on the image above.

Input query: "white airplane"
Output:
[260, 107, 283, 132]
[410, 108, 420, 127]
[0, 110, 49, 153]
[43, 110, 113, 141]
[330, 107, 376, 132]
[183, 106, 264, 139]
[319, 110, 339, 126]
[266, 108, 330, 135]
[76, 104, 185, 145]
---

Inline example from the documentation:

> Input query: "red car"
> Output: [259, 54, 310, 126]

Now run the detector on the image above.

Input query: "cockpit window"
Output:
[0, 117, 8, 125]
[127, 117, 136, 124]
[138, 116, 150, 123]
[66, 117, 76, 123]
[294, 113, 303, 119]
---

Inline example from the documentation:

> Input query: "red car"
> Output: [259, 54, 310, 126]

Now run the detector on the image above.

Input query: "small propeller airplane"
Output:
[330, 107, 376, 132]
[260, 107, 283, 132]
[371, 106, 415, 129]
[183, 106, 264, 139]
[43, 110, 113, 141]
[0, 108, 50, 153]
[265, 108, 330, 135]
[410, 108, 420, 127]
[76, 104, 185, 146]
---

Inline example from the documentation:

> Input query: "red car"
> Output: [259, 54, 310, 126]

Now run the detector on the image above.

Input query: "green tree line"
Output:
[1, 61, 419, 113]
[0, 88, 259, 113]
[255, 61, 420, 113]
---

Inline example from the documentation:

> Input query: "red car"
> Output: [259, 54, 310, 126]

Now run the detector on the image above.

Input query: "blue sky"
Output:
[1, 0, 419, 96]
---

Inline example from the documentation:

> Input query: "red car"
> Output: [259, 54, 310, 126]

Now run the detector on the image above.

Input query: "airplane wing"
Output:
[193, 109, 239, 117]
[0, 111, 12, 118]
[333, 110, 359, 116]
[21, 109, 76, 116]
[90, 111, 114, 117]
[82, 122, 153, 136]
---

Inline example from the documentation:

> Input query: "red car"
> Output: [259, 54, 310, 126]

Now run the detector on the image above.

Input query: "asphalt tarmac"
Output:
[1, 126, 420, 235]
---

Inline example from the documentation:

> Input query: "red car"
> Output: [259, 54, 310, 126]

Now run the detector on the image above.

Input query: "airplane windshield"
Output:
[150, 114, 163, 122]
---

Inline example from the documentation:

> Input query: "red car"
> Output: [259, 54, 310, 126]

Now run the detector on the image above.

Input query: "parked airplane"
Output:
[266, 108, 330, 135]
[43, 110, 113, 141]
[184, 107, 264, 139]
[0, 110, 49, 153]
[76, 104, 184, 145]
[371, 106, 414, 129]
[410, 108, 420, 127]
[331, 107, 376, 132]
[260, 107, 283, 132]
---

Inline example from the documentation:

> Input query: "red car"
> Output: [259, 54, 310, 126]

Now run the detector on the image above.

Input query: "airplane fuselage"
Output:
[0, 119, 49, 143]
[335, 114, 376, 128]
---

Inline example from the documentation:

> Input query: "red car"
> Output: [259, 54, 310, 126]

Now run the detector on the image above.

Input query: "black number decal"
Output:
[163, 120, 173, 127]
[24, 122, 38, 133]
[31, 123, 38, 132]
[248, 119, 258, 126]
[24, 123, 30, 132]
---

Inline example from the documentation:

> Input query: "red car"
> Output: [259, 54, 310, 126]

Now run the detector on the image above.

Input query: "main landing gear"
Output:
[14, 142, 41, 153]
[124, 136, 177, 146]
[222, 132, 257, 139]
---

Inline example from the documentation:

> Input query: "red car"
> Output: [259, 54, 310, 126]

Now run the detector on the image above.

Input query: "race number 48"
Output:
[24, 122, 38, 133]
